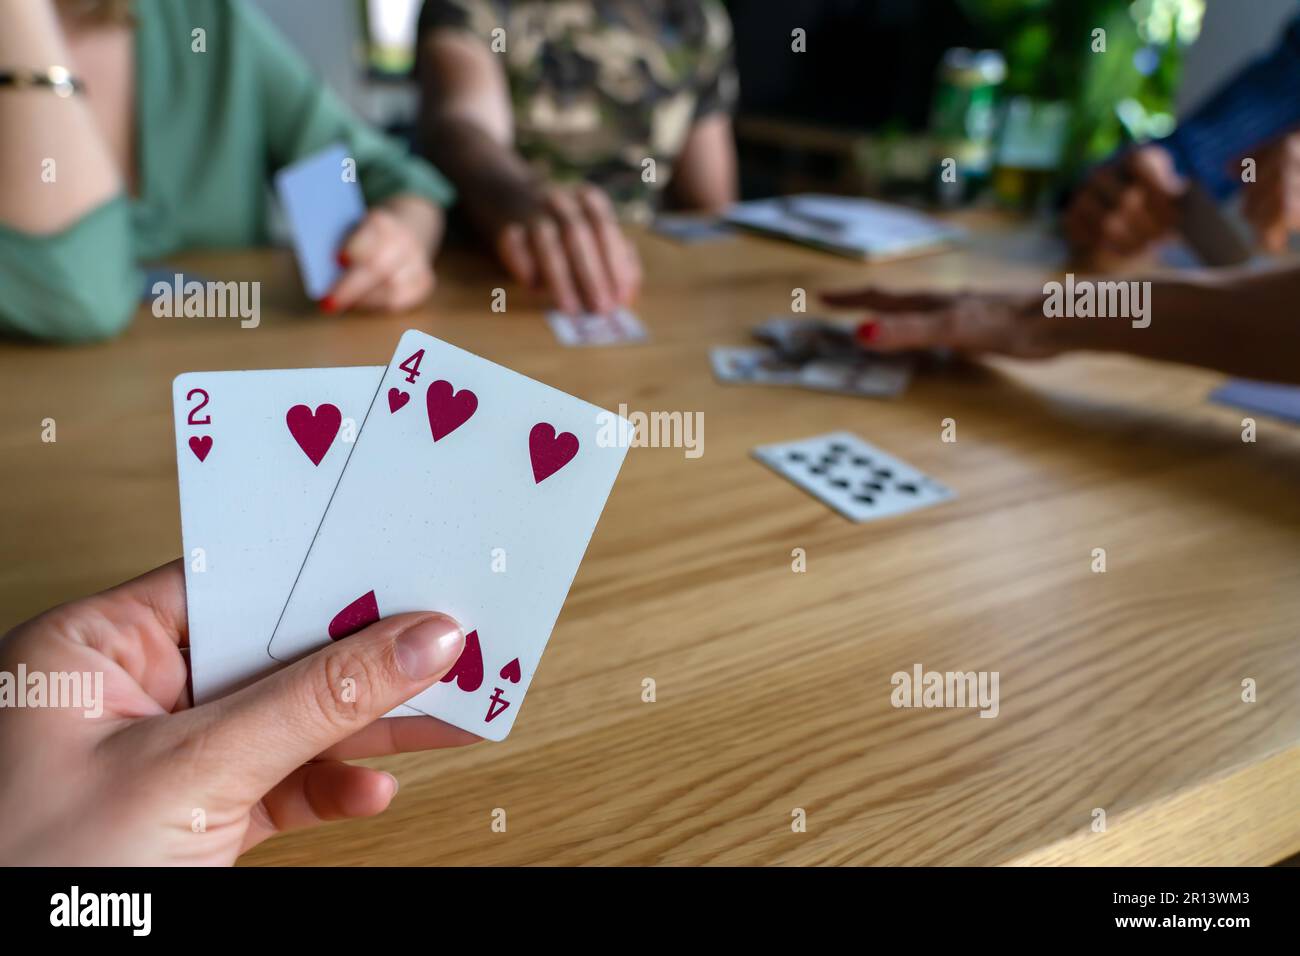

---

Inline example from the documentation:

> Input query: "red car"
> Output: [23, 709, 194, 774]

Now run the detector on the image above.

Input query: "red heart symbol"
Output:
[188, 435, 213, 462]
[440, 629, 483, 692]
[529, 423, 579, 483]
[286, 403, 343, 466]
[499, 658, 521, 684]
[426, 380, 477, 442]
[388, 388, 409, 413]
[328, 590, 379, 640]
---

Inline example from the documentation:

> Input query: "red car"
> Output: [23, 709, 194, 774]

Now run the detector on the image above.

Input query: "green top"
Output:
[0, 0, 454, 342]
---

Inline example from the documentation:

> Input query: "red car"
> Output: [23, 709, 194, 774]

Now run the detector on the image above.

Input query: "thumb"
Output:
[186, 612, 463, 801]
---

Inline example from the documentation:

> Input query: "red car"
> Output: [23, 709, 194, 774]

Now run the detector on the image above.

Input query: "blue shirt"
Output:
[1160, 15, 1300, 199]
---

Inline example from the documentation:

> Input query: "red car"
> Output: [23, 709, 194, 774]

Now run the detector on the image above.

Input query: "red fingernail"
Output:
[320, 295, 338, 313]
[337, 251, 350, 268]
[856, 320, 879, 344]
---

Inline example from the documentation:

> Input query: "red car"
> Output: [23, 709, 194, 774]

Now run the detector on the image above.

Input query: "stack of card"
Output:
[710, 317, 913, 398]
[173, 330, 631, 740]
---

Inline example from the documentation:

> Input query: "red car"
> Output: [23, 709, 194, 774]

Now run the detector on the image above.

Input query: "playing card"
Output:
[709, 345, 804, 386]
[174, 366, 405, 705]
[798, 359, 912, 398]
[753, 316, 861, 363]
[268, 330, 632, 740]
[274, 143, 366, 300]
[710, 345, 912, 398]
[1211, 378, 1300, 423]
[546, 308, 648, 347]
[753, 431, 954, 522]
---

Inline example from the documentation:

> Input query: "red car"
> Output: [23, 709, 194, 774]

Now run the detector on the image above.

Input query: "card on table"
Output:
[752, 316, 861, 363]
[751, 317, 914, 397]
[709, 345, 805, 386]
[1210, 378, 1300, 423]
[546, 308, 648, 347]
[172, 366, 426, 709]
[753, 431, 954, 523]
[268, 330, 632, 740]
[274, 143, 366, 300]
[798, 359, 912, 398]
[710, 344, 912, 398]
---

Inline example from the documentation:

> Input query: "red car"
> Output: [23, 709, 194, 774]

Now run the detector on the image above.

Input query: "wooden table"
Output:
[3, 218, 1299, 865]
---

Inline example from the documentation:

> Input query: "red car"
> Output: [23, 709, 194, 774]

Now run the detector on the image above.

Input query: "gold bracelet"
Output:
[0, 66, 85, 98]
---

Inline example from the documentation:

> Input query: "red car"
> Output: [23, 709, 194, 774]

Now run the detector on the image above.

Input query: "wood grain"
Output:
[1, 215, 1297, 866]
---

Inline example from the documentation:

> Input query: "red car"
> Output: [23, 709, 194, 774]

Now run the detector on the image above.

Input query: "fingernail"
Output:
[856, 320, 879, 344]
[382, 771, 399, 796]
[337, 251, 350, 268]
[395, 615, 463, 680]
[320, 295, 337, 313]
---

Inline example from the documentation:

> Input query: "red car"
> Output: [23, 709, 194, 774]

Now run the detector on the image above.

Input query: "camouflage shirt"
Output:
[418, 0, 738, 221]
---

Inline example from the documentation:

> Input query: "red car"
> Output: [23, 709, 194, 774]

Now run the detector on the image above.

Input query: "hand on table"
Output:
[1063, 145, 1184, 262]
[492, 183, 642, 316]
[822, 285, 1066, 359]
[323, 197, 442, 314]
[0, 560, 474, 866]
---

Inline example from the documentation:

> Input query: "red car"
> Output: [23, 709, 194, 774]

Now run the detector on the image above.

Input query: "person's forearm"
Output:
[665, 115, 738, 213]
[420, 114, 543, 239]
[1075, 267, 1300, 383]
[0, 1, 121, 233]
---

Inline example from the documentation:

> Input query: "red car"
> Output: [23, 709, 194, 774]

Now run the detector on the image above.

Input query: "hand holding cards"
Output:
[174, 332, 631, 739]
[275, 144, 366, 300]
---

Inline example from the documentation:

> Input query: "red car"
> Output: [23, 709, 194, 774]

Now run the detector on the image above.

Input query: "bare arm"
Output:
[416, 29, 641, 314]
[1105, 265, 1300, 383]
[0, 1, 120, 233]
[665, 113, 738, 212]
[823, 264, 1300, 384]
[416, 30, 538, 233]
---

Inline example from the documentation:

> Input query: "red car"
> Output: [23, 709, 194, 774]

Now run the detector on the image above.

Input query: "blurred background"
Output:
[259, 0, 1292, 214]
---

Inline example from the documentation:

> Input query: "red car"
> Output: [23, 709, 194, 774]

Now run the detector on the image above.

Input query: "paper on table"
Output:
[723, 194, 964, 261]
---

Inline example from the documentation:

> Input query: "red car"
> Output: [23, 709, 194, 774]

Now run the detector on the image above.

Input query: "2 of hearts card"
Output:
[174, 366, 395, 706]
[173, 331, 631, 740]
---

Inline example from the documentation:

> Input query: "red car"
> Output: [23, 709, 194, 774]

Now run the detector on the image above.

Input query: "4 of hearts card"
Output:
[268, 330, 632, 740]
